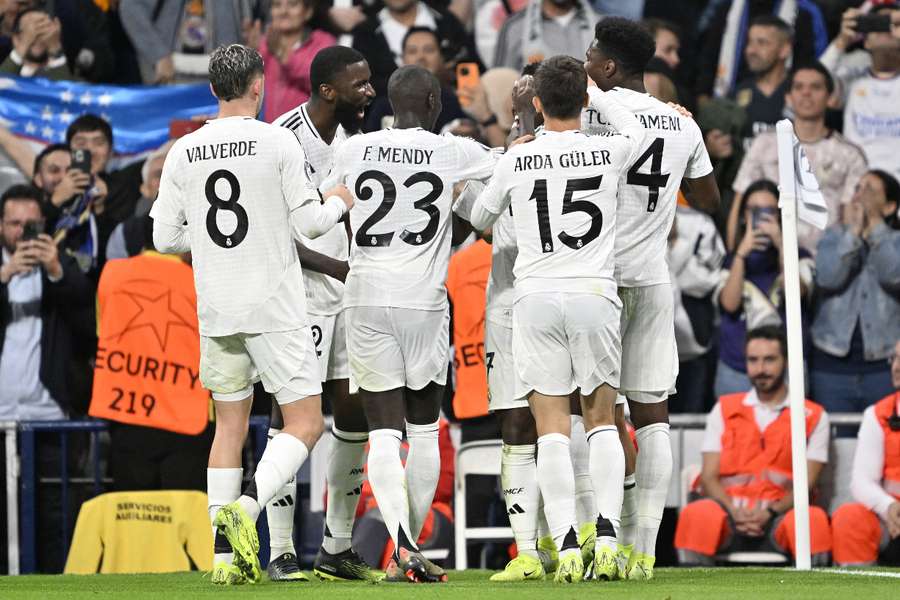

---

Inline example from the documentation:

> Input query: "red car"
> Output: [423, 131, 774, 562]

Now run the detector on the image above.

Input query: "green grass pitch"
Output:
[1, 568, 898, 599]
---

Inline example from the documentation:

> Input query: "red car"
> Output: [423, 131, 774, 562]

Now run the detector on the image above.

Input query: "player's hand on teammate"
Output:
[667, 102, 693, 119]
[325, 184, 354, 212]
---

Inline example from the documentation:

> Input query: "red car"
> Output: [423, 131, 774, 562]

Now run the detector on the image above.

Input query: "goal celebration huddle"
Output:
[149, 16, 719, 585]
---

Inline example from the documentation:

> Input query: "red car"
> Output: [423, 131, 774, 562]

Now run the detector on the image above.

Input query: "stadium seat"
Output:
[64, 490, 212, 574]
[453, 440, 513, 570]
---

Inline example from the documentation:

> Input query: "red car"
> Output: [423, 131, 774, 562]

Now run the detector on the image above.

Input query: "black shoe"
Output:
[395, 547, 447, 583]
[267, 552, 309, 582]
[313, 547, 380, 582]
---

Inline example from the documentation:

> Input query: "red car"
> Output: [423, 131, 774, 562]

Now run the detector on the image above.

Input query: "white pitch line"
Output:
[813, 568, 900, 579]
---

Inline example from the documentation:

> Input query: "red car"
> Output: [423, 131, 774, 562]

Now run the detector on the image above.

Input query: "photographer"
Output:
[714, 179, 814, 398]
[809, 170, 900, 412]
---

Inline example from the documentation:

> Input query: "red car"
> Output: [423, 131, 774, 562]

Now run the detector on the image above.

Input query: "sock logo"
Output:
[349, 468, 365, 476]
[273, 495, 294, 507]
[502, 488, 524, 496]
[346, 486, 362, 497]
[508, 503, 526, 515]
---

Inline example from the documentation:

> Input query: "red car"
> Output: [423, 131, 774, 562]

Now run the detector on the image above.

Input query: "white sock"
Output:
[323, 426, 368, 555]
[537, 496, 550, 542]
[367, 429, 417, 550]
[501, 443, 540, 559]
[586, 425, 624, 551]
[238, 433, 310, 522]
[208, 467, 242, 565]
[569, 415, 595, 528]
[620, 473, 637, 547]
[405, 420, 441, 541]
[536, 433, 578, 552]
[264, 429, 297, 559]
[634, 423, 672, 558]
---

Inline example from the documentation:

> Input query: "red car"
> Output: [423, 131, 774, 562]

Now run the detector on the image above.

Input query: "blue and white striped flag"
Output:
[0, 75, 217, 155]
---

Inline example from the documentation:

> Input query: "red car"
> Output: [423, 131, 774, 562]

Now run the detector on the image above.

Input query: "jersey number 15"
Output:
[529, 175, 605, 253]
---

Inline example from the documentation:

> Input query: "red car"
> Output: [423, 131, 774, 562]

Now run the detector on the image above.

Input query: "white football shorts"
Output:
[308, 310, 350, 383]
[619, 283, 679, 401]
[484, 318, 528, 412]
[345, 306, 449, 393]
[200, 328, 322, 404]
[512, 292, 622, 398]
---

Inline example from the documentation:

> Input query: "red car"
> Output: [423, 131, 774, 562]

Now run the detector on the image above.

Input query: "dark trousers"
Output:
[109, 422, 213, 492]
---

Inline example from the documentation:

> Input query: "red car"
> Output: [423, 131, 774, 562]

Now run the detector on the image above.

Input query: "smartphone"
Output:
[855, 13, 891, 34]
[71, 148, 92, 174]
[170, 119, 204, 139]
[751, 206, 777, 229]
[456, 62, 480, 106]
[22, 220, 44, 242]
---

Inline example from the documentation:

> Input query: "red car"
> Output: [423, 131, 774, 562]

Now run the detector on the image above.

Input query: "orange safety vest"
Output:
[717, 392, 824, 504]
[89, 252, 209, 435]
[873, 392, 900, 500]
[445, 239, 491, 420]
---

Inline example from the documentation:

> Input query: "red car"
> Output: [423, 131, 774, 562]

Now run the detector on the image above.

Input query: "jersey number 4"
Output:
[529, 175, 604, 253]
[205, 169, 248, 249]
[626, 137, 670, 213]
[354, 170, 443, 247]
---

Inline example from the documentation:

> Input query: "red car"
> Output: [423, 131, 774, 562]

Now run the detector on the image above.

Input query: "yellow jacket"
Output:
[64, 490, 212, 574]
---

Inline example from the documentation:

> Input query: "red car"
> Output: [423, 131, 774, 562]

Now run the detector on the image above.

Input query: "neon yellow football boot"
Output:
[210, 561, 247, 585]
[591, 544, 620, 581]
[625, 550, 655, 581]
[490, 553, 546, 582]
[577, 522, 596, 568]
[537, 535, 558, 573]
[213, 502, 261, 583]
[553, 550, 583, 583]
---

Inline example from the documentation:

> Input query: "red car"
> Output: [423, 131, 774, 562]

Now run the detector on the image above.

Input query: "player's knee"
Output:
[627, 393, 669, 429]
[499, 407, 537, 445]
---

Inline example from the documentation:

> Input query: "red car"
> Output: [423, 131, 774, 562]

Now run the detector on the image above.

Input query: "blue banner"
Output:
[0, 75, 217, 154]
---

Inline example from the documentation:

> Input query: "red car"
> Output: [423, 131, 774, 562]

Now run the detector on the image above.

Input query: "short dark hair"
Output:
[521, 62, 540, 77]
[593, 17, 656, 77]
[787, 61, 835, 95]
[534, 56, 587, 120]
[66, 114, 113, 147]
[208, 44, 264, 102]
[745, 325, 788, 358]
[642, 17, 681, 42]
[1, 184, 44, 219]
[33, 143, 71, 177]
[402, 26, 439, 54]
[749, 14, 794, 41]
[310, 46, 367, 93]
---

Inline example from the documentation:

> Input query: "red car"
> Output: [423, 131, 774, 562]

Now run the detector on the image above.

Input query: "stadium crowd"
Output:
[1, 0, 900, 577]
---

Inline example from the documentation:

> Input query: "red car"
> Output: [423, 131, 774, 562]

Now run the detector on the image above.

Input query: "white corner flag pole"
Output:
[775, 120, 811, 570]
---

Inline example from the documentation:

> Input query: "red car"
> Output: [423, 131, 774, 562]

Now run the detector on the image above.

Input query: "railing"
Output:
[2, 416, 271, 575]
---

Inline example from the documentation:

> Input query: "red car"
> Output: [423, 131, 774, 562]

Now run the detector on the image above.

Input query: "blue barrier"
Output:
[10, 416, 272, 574]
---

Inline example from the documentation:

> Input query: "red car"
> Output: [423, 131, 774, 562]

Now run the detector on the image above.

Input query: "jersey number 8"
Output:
[205, 169, 249, 249]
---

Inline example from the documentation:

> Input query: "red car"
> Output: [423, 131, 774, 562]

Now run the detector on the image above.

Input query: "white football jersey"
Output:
[273, 102, 349, 316]
[582, 87, 713, 288]
[324, 128, 497, 310]
[474, 129, 636, 301]
[151, 117, 314, 336]
[454, 180, 517, 328]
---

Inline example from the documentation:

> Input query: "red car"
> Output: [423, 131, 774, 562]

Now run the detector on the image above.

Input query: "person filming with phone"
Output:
[714, 179, 815, 397]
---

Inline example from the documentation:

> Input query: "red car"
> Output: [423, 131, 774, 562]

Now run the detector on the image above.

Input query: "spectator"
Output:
[119, 0, 250, 84]
[841, 4, 900, 182]
[105, 142, 171, 261]
[731, 15, 792, 143]
[351, 0, 474, 96]
[44, 0, 117, 83]
[644, 17, 680, 70]
[695, 0, 827, 103]
[492, 0, 598, 72]
[668, 205, 726, 413]
[0, 0, 26, 62]
[809, 170, 900, 413]
[0, 184, 92, 419]
[831, 339, 900, 567]
[257, 0, 336, 123]
[643, 56, 679, 104]
[674, 326, 832, 565]
[468, 0, 527, 69]
[714, 180, 813, 398]
[728, 62, 869, 254]
[364, 26, 467, 133]
[31, 143, 77, 210]
[820, 4, 888, 108]
[0, 8, 77, 80]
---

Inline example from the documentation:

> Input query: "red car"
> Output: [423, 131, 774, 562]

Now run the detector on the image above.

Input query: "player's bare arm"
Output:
[681, 173, 721, 215]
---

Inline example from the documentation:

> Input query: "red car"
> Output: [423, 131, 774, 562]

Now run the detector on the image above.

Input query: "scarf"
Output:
[53, 186, 98, 273]
[522, 0, 596, 66]
[713, 0, 797, 99]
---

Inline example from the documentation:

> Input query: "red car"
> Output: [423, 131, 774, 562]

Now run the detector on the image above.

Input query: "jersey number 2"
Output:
[626, 137, 670, 213]
[354, 170, 444, 247]
[529, 175, 604, 253]
[205, 169, 248, 249]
